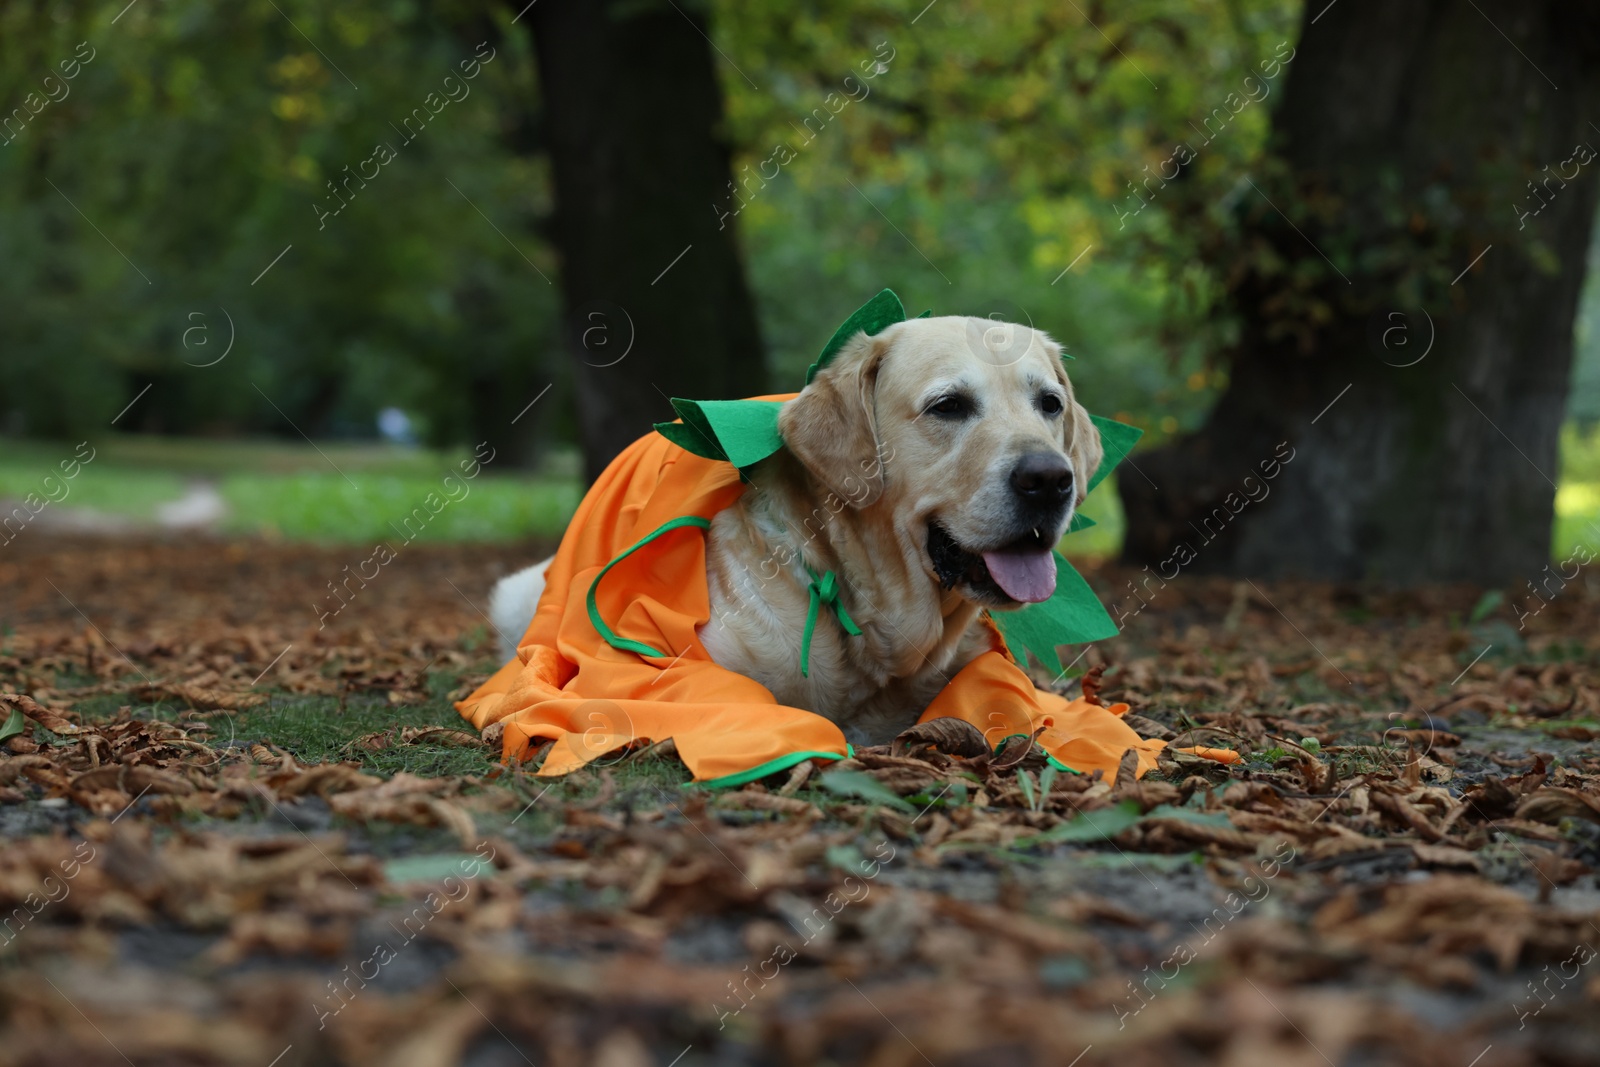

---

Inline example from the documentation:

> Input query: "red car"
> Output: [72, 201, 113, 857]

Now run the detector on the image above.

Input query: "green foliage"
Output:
[1468, 590, 1505, 625]
[1019, 800, 1233, 847]
[384, 852, 492, 884]
[818, 767, 917, 812]
[1017, 767, 1037, 811]
[1018, 764, 1057, 813]
[1024, 799, 1144, 843]
[1555, 423, 1600, 560]
[0, 0, 557, 450]
[714, 0, 1300, 442]
[1063, 473, 1125, 560]
[3, 0, 1596, 560]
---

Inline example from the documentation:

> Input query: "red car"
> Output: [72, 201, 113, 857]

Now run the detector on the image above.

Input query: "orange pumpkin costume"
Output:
[458, 291, 1240, 784]
[456, 403, 1191, 786]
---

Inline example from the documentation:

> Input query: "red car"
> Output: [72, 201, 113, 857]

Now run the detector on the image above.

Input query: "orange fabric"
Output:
[456, 403, 1170, 783]
[916, 648, 1163, 776]
[1174, 745, 1243, 765]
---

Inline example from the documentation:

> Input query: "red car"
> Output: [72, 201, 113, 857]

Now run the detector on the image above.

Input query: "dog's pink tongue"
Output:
[981, 548, 1057, 603]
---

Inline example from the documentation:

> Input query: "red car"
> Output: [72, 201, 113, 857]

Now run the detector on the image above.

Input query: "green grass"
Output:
[1062, 472, 1125, 561]
[63, 675, 500, 779]
[59, 668, 706, 795]
[1556, 423, 1600, 558]
[0, 435, 516, 478]
[4, 424, 1598, 556]
[228, 693, 503, 778]
[0, 435, 582, 542]
[219, 472, 580, 543]
[0, 441, 187, 520]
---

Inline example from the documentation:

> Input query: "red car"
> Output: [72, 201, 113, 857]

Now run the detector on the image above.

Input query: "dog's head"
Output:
[779, 315, 1102, 608]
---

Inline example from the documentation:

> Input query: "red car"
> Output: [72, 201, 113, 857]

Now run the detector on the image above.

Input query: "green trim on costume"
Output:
[990, 732, 1083, 775]
[800, 567, 862, 678]
[698, 747, 852, 790]
[586, 515, 711, 658]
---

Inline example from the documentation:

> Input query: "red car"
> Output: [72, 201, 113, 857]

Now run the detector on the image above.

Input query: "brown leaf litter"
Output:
[2, 535, 1600, 1064]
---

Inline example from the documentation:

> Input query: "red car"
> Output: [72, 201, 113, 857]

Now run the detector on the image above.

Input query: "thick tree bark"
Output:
[526, 0, 766, 483]
[1120, 1, 1600, 585]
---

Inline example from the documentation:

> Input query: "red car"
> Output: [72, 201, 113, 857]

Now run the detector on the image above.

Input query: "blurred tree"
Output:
[522, 0, 766, 482]
[0, 0, 1297, 468]
[12, 0, 1598, 576]
[711, 0, 1298, 434]
[0, 0, 558, 464]
[1119, 1, 1600, 583]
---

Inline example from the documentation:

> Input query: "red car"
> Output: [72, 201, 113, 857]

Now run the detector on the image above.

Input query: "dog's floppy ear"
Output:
[779, 331, 888, 508]
[1065, 397, 1103, 506]
[1042, 337, 1103, 506]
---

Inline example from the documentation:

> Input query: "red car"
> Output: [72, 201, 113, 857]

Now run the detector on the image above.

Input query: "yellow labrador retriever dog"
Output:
[489, 315, 1102, 746]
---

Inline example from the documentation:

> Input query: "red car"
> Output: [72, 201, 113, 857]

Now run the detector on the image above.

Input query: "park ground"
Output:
[2, 438, 1600, 1065]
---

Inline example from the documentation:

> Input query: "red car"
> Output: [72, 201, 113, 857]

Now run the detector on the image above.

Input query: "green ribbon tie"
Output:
[586, 514, 712, 658]
[801, 567, 862, 678]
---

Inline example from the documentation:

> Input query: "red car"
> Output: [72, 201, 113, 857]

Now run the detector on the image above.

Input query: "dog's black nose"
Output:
[1010, 452, 1073, 508]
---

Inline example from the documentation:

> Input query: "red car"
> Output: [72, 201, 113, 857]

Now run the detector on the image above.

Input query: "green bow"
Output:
[801, 567, 863, 678]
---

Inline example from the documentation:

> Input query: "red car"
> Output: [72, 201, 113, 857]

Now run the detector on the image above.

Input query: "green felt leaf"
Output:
[1066, 511, 1097, 532]
[1087, 415, 1143, 494]
[992, 552, 1119, 673]
[807, 288, 907, 383]
[653, 418, 725, 462]
[688, 399, 785, 468]
[0, 706, 26, 745]
[670, 398, 721, 454]
[654, 399, 785, 472]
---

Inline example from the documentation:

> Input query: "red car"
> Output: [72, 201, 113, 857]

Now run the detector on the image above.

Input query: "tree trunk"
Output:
[526, 0, 766, 483]
[1119, 0, 1600, 585]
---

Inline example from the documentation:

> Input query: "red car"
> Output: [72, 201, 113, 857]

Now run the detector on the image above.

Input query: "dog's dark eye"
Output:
[927, 395, 972, 419]
[1039, 393, 1064, 416]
